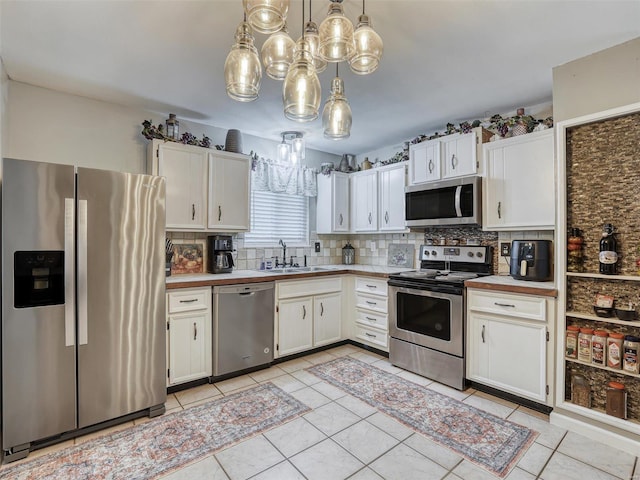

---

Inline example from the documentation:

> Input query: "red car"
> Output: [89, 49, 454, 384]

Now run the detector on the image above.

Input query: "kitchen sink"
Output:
[259, 266, 331, 274]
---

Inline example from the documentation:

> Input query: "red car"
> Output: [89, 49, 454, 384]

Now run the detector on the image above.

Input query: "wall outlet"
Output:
[500, 242, 511, 257]
[315, 242, 321, 253]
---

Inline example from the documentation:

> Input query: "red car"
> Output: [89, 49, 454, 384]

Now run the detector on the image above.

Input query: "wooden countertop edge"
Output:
[166, 269, 393, 289]
[465, 280, 558, 297]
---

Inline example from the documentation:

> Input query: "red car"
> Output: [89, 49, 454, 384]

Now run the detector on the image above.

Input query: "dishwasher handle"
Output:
[213, 282, 275, 295]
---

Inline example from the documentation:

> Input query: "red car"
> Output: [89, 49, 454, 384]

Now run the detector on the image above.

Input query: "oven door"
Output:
[389, 283, 464, 357]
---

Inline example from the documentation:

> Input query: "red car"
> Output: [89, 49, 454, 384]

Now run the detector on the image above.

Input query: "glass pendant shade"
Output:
[349, 14, 383, 75]
[261, 25, 295, 80]
[322, 75, 352, 139]
[318, 1, 355, 62]
[283, 39, 321, 122]
[292, 136, 305, 160]
[298, 21, 327, 74]
[225, 21, 262, 102]
[242, 0, 290, 34]
[277, 139, 290, 163]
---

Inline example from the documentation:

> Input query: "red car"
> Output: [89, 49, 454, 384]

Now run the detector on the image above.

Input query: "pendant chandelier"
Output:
[224, 18, 262, 102]
[277, 131, 305, 164]
[225, 0, 382, 141]
[322, 63, 352, 139]
[242, 0, 290, 34]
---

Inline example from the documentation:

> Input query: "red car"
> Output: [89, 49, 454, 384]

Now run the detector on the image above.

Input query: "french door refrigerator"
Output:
[1, 158, 167, 462]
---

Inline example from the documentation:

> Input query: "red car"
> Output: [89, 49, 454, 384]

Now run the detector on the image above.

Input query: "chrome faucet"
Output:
[278, 239, 287, 267]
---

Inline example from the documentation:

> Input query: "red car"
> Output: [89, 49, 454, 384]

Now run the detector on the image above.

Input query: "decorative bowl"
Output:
[593, 305, 614, 318]
[615, 308, 637, 321]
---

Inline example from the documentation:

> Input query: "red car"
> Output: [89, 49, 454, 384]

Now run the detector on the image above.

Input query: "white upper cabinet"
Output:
[149, 140, 250, 232]
[152, 141, 208, 230]
[316, 172, 350, 234]
[207, 151, 251, 231]
[408, 127, 489, 185]
[483, 130, 555, 231]
[378, 163, 407, 232]
[352, 170, 379, 232]
[409, 139, 441, 184]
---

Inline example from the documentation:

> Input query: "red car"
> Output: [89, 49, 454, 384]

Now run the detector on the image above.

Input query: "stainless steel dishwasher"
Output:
[212, 282, 275, 377]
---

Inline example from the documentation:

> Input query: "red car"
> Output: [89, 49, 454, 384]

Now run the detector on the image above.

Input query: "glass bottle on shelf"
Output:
[571, 373, 591, 408]
[599, 223, 618, 275]
[605, 381, 627, 419]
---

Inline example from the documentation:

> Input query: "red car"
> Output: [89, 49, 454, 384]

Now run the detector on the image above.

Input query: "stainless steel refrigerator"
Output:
[1, 158, 167, 462]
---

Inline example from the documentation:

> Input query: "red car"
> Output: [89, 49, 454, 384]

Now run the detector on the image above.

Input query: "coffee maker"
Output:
[207, 235, 234, 274]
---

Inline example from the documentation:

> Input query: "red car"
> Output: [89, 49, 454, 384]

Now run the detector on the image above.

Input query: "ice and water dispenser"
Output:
[14, 251, 65, 308]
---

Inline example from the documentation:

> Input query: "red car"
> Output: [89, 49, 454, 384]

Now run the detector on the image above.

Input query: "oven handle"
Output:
[388, 280, 463, 296]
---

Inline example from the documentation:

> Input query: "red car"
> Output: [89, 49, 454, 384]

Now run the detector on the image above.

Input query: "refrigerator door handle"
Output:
[64, 198, 76, 347]
[78, 199, 89, 346]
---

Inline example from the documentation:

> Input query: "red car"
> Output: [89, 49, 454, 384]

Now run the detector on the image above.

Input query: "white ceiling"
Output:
[1, 0, 639, 155]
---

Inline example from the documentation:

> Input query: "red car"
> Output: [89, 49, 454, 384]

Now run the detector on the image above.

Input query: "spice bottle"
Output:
[571, 374, 591, 408]
[605, 381, 627, 419]
[567, 228, 584, 272]
[578, 327, 594, 363]
[623, 335, 640, 374]
[566, 325, 580, 359]
[607, 332, 625, 369]
[591, 330, 608, 366]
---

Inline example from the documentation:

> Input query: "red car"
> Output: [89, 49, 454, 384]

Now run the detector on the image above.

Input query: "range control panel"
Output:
[419, 245, 491, 264]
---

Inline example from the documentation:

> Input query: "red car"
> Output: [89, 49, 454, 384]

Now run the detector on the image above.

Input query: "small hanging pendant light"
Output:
[349, 0, 383, 75]
[297, 0, 327, 73]
[243, 0, 290, 34]
[282, 1, 321, 122]
[261, 23, 295, 80]
[322, 63, 352, 139]
[277, 134, 291, 163]
[318, 0, 354, 63]
[224, 19, 262, 102]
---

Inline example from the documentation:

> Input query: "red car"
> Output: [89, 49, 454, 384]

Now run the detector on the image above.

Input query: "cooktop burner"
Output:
[397, 269, 439, 279]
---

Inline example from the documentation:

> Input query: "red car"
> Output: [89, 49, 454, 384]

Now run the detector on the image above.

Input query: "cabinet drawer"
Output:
[355, 325, 388, 349]
[278, 277, 342, 298]
[468, 289, 546, 322]
[355, 309, 388, 332]
[355, 292, 388, 314]
[355, 277, 388, 297]
[168, 288, 210, 314]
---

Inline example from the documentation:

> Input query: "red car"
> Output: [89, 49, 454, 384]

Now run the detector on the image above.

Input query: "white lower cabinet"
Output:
[166, 287, 212, 386]
[466, 288, 553, 404]
[352, 276, 389, 351]
[276, 278, 343, 358]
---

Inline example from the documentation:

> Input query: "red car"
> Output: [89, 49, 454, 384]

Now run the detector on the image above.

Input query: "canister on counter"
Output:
[578, 327, 594, 363]
[605, 381, 627, 419]
[566, 325, 580, 359]
[623, 335, 640, 374]
[591, 330, 608, 366]
[607, 332, 625, 369]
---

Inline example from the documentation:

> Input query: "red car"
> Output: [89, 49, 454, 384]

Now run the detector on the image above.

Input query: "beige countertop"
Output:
[166, 264, 413, 289]
[465, 275, 558, 297]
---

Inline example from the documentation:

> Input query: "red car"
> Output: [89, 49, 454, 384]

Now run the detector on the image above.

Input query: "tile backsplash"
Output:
[165, 227, 555, 275]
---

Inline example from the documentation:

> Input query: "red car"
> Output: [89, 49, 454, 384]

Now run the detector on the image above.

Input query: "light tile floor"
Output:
[3, 344, 639, 480]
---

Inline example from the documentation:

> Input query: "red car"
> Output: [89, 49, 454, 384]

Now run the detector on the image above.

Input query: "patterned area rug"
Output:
[307, 357, 537, 478]
[0, 383, 309, 480]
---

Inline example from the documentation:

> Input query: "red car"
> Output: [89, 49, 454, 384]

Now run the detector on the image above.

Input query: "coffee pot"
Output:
[215, 253, 230, 270]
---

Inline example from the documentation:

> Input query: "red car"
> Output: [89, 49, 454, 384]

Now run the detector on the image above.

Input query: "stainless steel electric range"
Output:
[388, 244, 493, 390]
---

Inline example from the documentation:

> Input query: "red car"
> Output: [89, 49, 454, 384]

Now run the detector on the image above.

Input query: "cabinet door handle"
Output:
[179, 298, 198, 303]
[365, 332, 377, 338]
[481, 325, 485, 343]
[494, 302, 516, 308]
[302, 305, 306, 319]
[218, 205, 222, 221]
[339, 213, 343, 226]
[194, 322, 197, 340]
[385, 211, 389, 224]
[192, 203, 196, 220]
[451, 154, 456, 169]
[320, 302, 324, 316]
[368, 212, 372, 224]
[428, 159, 434, 173]
[497, 201, 501, 219]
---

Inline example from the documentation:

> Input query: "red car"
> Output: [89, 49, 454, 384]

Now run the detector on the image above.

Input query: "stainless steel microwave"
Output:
[405, 176, 482, 227]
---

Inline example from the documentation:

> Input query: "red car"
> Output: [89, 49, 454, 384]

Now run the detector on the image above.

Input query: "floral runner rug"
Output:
[0, 382, 310, 480]
[307, 357, 537, 478]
